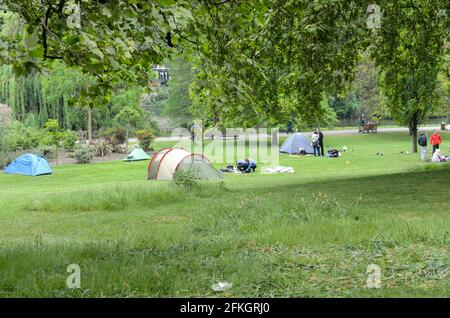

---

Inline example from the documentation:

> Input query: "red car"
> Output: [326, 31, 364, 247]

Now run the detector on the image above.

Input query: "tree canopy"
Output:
[0, 0, 448, 151]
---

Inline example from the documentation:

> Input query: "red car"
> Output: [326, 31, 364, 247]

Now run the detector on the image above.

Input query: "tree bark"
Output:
[410, 116, 418, 153]
[125, 127, 129, 154]
[87, 106, 93, 144]
[412, 127, 418, 153]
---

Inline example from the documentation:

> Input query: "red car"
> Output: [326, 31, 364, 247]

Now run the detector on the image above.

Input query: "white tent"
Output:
[147, 148, 223, 181]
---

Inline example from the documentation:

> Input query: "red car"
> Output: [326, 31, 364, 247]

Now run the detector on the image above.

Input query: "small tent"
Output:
[124, 148, 150, 161]
[147, 148, 223, 180]
[280, 133, 314, 154]
[4, 154, 52, 176]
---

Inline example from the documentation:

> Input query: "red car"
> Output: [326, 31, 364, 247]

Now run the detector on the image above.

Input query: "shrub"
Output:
[99, 127, 127, 146]
[44, 119, 60, 133]
[0, 150, 20, 169]
[99, 127, 115, 143]
[0, 104, 12, 127]
[42, 120, 76, 150]
[32, 145, 58, 160]
[93, 138, 113, 157]
[3, 122, 43, 150]
[0, 125, 7, 152]
[172, 169, 198, 191]
[111, 143, 126, 154]
[74, 146, 93, 164]
[113, 128, 127, 144]
[143, 114, 160, 136]
[136, 129, 155, 152]
[62, 131, 77, 150]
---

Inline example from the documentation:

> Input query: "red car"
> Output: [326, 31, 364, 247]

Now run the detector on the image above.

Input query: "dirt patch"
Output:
[49, 152, 127, 165]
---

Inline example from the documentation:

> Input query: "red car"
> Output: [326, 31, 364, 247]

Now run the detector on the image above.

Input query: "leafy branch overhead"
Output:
[0, 0, 189, 105]
[0, 0, 448, 144]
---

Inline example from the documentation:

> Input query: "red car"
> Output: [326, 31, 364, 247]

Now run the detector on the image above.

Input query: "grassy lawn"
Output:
[0, 132, 449, 297]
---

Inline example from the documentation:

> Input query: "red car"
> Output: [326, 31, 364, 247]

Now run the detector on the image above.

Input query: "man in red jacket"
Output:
[430, 129, 442, 154]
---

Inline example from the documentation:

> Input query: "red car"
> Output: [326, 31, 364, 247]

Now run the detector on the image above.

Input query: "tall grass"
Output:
[1, 133, 449, 297]
[26, 184, 189, 212]
[26, 181, 229, 213]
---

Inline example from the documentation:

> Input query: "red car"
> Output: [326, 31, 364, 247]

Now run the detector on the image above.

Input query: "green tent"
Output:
[124, 148, 150, 162]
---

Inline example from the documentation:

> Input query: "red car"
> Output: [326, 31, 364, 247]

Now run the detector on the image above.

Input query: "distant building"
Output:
[151, 65, 169, 87]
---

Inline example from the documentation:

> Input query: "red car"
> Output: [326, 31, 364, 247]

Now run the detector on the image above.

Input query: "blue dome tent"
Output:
[279, 133, 314, 154]
[4, 154, 52, 176]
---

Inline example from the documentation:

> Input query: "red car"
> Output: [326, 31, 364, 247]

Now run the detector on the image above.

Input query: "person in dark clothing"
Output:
[311, 131, 321, 157]
[236, 158, 257, 173]
[359, 114, 365, 126]
[190, 123, 195, 142]
[287, 121, 293, 134]
[316, 128, 324, 157]
[418, 131, 428, 161]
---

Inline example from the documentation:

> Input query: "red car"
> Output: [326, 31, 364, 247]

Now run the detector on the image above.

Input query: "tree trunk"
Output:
[87, 106, 93, 144]
[271, 129, 278, 146]
[410, 117, 418, 153]
[125, 128, 129, 154]
[412, 127, 418, 153]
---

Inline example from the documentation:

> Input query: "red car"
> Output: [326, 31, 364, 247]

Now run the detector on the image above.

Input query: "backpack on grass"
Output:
[418, 135, 427, 147]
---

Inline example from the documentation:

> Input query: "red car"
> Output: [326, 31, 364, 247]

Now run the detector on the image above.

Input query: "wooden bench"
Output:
[204, 128, 241, 140]
[205, 134, 239, 140]
[359, 123, 377, 133]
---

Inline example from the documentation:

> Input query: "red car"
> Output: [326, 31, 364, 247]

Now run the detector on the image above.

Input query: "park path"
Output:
[129, 126, 442, 142]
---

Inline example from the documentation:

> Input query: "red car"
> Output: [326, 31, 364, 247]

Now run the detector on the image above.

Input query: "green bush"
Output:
[172, 169, 198, 191]
[93, 139, 113, 157]
[99, 127, 115, 142]
[136, 129, 155, 152]
[62, 131, 77, 150]
[0, 125, 7, 152]
[41, 119, 76, 150]
[99, 127, 127, 146]
[74, 146, 93, 164]
[32, 145, 58, 160]
[3, 122, 43, 150]
[44, 119, 60, 133]
[0, 150, 21, 169]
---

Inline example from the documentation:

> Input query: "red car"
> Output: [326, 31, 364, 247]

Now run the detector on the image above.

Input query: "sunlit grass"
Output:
[0, 131, 449, 297]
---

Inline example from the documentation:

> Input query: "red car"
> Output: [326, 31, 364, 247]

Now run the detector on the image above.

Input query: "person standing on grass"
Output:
[418, 131, 428, 161]
[430, 129, 442, 154]
[316, 128, 324, 157]
[311, 131, 321, 157]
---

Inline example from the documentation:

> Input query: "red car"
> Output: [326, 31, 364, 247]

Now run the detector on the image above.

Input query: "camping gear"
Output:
[327, 149, 341, 158]
[220, 164, 240, 173]
[147, 148, 223, 180]
[418, 134, 427, 147]
[124, 148, 150, 161]
[4, 154, 52, 176]
[280, 133, 314, 154]
[263, 166, 295, 174]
